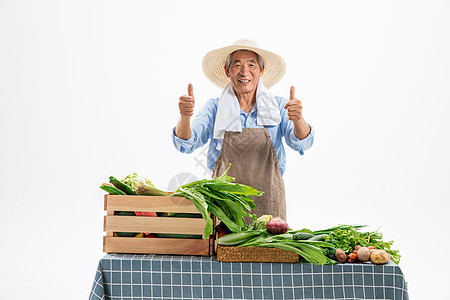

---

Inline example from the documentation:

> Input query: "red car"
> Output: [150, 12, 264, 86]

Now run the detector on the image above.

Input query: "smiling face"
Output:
[224, 50, 264, 99]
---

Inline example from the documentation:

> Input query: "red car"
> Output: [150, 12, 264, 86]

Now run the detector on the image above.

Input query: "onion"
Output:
[266, 217, 289, 234]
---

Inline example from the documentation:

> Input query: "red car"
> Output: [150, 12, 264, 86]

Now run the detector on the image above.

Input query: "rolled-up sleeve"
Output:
[172, 128, 197, 153]
[286, 124, 315, 155]
[171, 98, 217, 154]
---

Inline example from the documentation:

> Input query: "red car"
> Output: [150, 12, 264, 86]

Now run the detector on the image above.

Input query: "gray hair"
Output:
[225, 50, 264, 71]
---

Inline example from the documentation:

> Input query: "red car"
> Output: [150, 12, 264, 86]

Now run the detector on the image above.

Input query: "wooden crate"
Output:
[103, 194, 214, 256]
[216, 245, 299, 263]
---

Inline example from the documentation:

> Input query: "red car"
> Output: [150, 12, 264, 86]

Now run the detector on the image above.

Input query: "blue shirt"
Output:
[172, 96, 315, 176]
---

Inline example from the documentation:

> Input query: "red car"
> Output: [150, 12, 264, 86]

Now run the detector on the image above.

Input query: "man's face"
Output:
[225, 50, 264, 97]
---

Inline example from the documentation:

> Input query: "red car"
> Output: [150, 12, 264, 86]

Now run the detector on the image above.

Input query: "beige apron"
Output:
[212, 128, 286, 223]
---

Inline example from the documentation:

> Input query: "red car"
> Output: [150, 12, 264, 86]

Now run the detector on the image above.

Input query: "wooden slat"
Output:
[103, 211, 114, 233]
[105, 195, 198, 213]
[209, 236, 214, 255]
[104, 236, 210, 256]
[104, 215, 206, 234]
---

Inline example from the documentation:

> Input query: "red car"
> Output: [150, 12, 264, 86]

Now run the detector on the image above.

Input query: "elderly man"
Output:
[172, 39, 314, 221]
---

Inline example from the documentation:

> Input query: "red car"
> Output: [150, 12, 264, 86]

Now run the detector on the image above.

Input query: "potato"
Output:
[356, 247, 371, 262]
[370, 250, 390, 264]
[335, 249, 347, 263]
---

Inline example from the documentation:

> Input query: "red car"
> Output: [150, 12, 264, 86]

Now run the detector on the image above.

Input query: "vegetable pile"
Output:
[100, 167, 401, 265]
[322, 225, 401, 264]
[218, 220, 401, 265]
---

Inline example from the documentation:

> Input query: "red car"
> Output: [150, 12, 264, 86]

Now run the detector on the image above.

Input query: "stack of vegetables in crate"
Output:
[100, 166, 261, 256]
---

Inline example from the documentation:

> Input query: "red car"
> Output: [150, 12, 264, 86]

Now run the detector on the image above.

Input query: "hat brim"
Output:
[202, 44, 286, 89]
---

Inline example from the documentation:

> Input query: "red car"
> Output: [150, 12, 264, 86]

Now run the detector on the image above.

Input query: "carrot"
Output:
[348, 258, 358, 263]
[348, 253, 358, 260]
[368, 246, 376, 250]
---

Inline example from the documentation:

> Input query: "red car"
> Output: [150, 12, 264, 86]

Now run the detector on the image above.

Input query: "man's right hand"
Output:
[178, 83, 195, 118]
[175, 83, 195, 140]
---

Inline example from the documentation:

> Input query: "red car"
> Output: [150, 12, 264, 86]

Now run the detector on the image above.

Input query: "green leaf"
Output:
[197, 188, 251, 218]
[174, 168, 262, 236]
[219, 192, 256, 211]
[238, 233, 272, 247]
[295, 243, 328, 265]
[204, 182, 262, 196]
[213, 195, 250, 217]
[206, 201, 242, 233]
[216, 163, 235, 182]
[255, 242, 320, 265]
[178, 187, 213, 239]
[239, 194, 257, 210]
[215, 200, 246, 228]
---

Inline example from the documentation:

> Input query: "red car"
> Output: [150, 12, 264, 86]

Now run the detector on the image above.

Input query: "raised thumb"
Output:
[289, 85, 295, 100]
[188, 83, 194, 97]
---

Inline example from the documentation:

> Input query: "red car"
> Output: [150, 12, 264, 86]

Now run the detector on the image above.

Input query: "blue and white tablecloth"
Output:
[90, 253, 408, 300]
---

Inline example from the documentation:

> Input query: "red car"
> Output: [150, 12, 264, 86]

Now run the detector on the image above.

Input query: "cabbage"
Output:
[255, 215, 273, 230]
[121, 173, 154, 190]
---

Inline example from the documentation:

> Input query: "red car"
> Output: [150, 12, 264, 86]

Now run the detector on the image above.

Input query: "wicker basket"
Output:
[216, 245, 299, 263]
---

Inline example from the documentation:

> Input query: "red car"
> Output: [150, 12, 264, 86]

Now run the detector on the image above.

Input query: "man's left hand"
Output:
[284, 86, 304, 122]
[284, 85, 310, 140]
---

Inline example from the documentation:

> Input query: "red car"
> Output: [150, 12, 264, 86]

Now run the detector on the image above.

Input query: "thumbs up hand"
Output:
[179, 83, 195, 118]
[283, 85, 303, 122]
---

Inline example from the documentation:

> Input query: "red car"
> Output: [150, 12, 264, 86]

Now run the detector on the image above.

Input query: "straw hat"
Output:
[202, 39, 286, 89]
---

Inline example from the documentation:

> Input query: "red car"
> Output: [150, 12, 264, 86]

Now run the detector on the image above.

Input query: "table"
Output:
[90, 253, 409, 300]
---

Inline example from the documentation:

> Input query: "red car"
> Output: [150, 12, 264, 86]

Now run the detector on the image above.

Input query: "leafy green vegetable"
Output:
[294, 243, 328, 265]
[203, 182, 263, 196]
[172, 164, 261, 239]
[176, 186, 213, 239]
[216, 230, 267, 246]
[205, 201, 242, 233]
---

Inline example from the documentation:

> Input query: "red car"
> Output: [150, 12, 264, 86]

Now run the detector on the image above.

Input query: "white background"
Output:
[1, 1, 449, 299]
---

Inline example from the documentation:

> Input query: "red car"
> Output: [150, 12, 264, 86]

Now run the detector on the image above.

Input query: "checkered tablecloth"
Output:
[89, 253, 408, 300]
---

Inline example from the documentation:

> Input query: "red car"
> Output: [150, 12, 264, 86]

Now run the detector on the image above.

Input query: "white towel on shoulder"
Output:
[213, 78, 281, 140]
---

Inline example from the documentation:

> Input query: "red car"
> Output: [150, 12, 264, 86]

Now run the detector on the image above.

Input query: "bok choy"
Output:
[172, 164, 262, 239]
